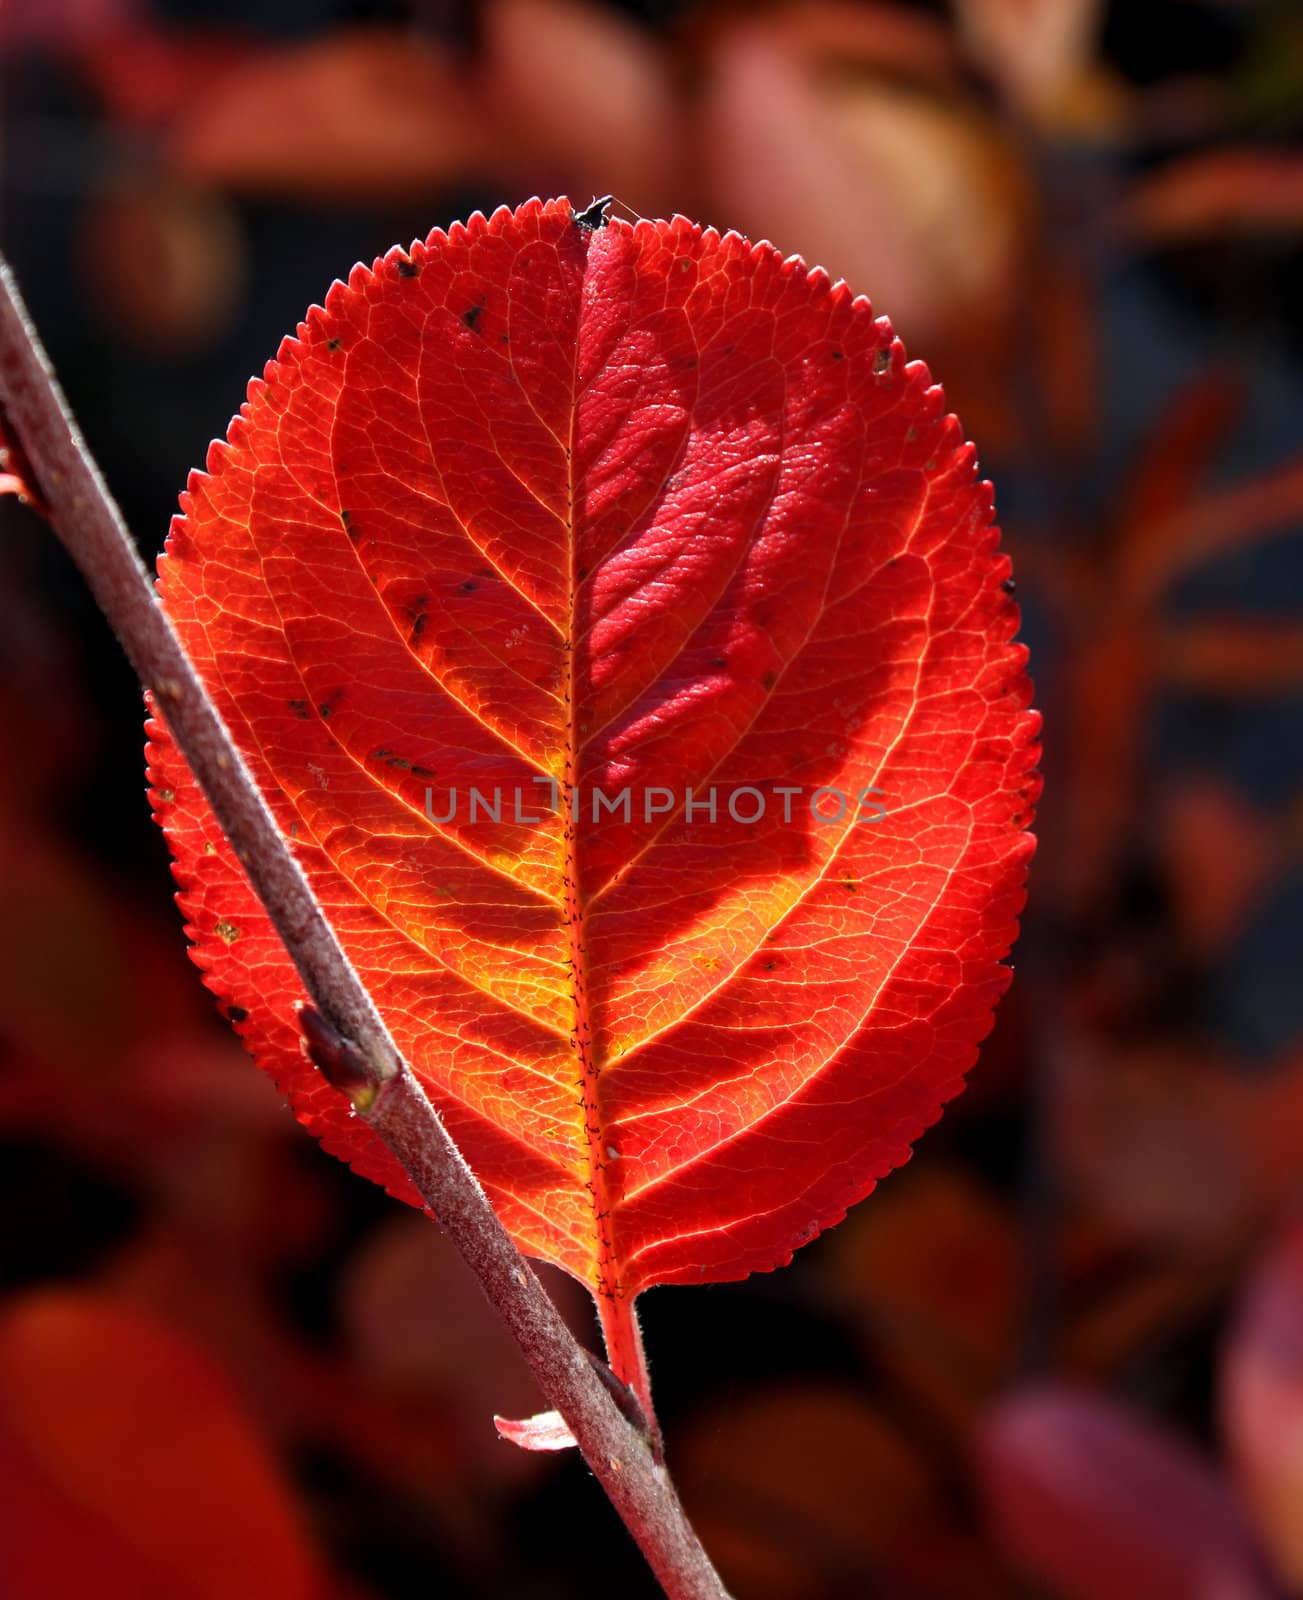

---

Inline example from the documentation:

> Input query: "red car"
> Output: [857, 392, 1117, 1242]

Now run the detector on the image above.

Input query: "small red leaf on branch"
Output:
[146, 198, 1037, 1357]
[0, 409, 46, 512]
[493, 1410, 579, 1452]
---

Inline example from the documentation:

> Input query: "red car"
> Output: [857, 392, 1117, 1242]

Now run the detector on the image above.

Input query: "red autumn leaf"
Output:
[146, 197, 1037, 1372]
[0, 1291, 319, 1600]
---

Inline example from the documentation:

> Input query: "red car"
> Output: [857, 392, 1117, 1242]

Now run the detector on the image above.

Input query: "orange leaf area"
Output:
[147, 197, 1038, 1304]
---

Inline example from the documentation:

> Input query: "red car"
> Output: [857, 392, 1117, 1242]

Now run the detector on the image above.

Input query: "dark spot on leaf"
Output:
[413, 764, 434, 779]
[327, 337, 341, 352]
[288, 699, 310, 720]
[763, 960, 778, 971]
[463, 303, 484, 332]
[227, 1005, 249, 1023]
[386, 755, 411, 770]
[460, 579, 476, 593]
[411, 612, 428, 642]
[831, 349, 844, 362]
[576, 565, 589, 581]
[710, 657, 728, 670]
[1002, 577, 1017, 596]
[842, 878, 858, 893]
[397, 258, 419, 278]
[906, 425, 918, 442]
[872, 347, 891, 376]
[761, 669, 778, 690]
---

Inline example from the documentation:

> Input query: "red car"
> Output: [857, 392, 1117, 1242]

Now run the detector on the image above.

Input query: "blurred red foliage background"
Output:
[2, 0, 1303, 1594]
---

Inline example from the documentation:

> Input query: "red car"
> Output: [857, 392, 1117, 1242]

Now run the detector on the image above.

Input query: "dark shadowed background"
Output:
[3, 1, 1303, 1595]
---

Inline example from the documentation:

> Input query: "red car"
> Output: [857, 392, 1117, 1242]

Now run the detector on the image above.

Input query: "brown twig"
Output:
[0, 255, 732, 1600]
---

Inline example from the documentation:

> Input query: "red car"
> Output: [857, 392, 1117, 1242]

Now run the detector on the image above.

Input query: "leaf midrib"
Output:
[562, 225, 624, 1296]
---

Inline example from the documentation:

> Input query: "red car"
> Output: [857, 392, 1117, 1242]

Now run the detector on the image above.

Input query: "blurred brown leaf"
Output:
[0, 1290, 320, 1600]
[979, 1383, 1269, 1600]
[1053, 1039, 1262, 1256]
[169, 30, 493, 201]
[828, 1164, 1020, 1435]
[678, 1381, 1004, 1599]
[0, 0, 130, 52]
[1022, 248, 1098, 460]
[1157, 620, 1303, 692]
[1157, 778, 1276, 960]
[0, 830, 291, 1186]
[712, 0, 962, 86]
[1125, 151, 1303, 243]
[1058, 611, 1153, 913]
[1053, 367, 1302, 913]
[75, 24, 257, 130]
[1121, 455, 1303, 609]
[699, 7, 1032, 350]
[340, 1210, 592, 1483]
[1114, 367, 1246, 570]
[1055, 1039, 1303, 1266]
[80, 174, 246, 354]
[1059, 1256, 1235, 1382]
[483, 0, 684, 217]
[952, 0, 1108, 124]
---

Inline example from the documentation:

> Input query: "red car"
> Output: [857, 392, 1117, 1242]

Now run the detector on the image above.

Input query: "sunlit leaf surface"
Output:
[147, 196, 1038, 1302]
